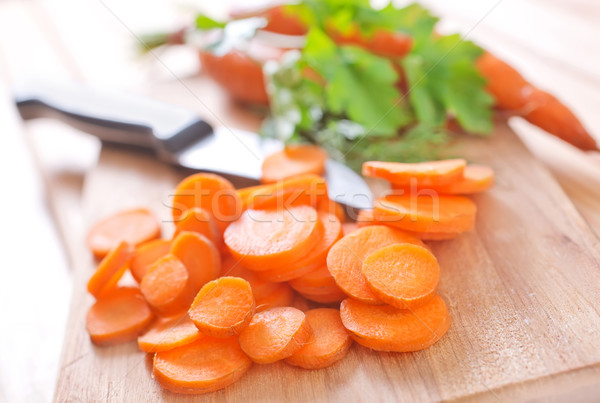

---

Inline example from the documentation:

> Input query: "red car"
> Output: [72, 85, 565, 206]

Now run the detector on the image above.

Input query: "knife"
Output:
[14, 82, 373, 210]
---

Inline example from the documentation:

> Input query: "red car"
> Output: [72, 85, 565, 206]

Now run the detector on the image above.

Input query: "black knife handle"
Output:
[14, 81, 214, 162]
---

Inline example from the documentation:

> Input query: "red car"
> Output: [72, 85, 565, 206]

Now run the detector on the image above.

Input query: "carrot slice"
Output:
[220, 256, 281, 299]
[327, 225, 426, 304]
[289, 265, 340, 296]
[153, 337, 252, 394]
[391, 164, 494, 195]
[224, 205, 322, 271]
[237, 184, 267, 210]
[87, 208, 160, 259]
[291, 281, 343, 297]
[174, 207, 221, 245]
[356, 209, 461, 240]
[130, 239, 171, 283]
[374, 194, 477, 233]
[340, 295, 451, 352]
[434, 164, 493, 194]
[138, 313, 203, 353]
[300, 289, 347, 304]
[316, 198, 346, 223]
[188, 277, 255, 337]
[356, 209, 376, 227]
[243, 174, 328, 210]
[285, 308, 352, 369]
[362, 159, 466, 187]
[86, 287, 154, 346]
[362, 244, 439, 309]
[255, 283, 295, 312]
[290, 294, 311, 312]
[261, 145, 327, 183]
[87, 241, 134, 298]
[256, 259, 321, 283]
[171, 173, 241, 234]
[170, 232, 221, 291]
[257, 211, 341, 281]
[238, 307, 313, 363]
[140, 254, 196, 315]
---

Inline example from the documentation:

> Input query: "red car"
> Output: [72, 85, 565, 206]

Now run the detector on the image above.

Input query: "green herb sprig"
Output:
[263, 1, 493, 168]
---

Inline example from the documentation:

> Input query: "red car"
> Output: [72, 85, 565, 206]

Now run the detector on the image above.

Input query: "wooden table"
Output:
[0, 0, 599, 401]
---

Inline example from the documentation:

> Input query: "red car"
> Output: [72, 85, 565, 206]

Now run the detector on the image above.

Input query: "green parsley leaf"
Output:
[403, 33, 493, 134]
[302, 28, 410, 135]
[195, 15, 226, 30]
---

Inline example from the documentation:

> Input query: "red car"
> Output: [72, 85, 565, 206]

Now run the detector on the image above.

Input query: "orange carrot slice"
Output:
[171, 173, 241, 234]
[153, 337, 252, 394]
[289, 265, 340, 296]
[261, 145, 327, 183]
[374, 194, 477, 233]
[220, 256, 281, 299]
[188, 277, 255, 337]
[257, 211, 341, 281]
[87, 208, 160, 259]
[362, 244, 439, 309]
[340, 295, 451, 352]
[140, 254, 196, 315]
[362, 159, 466, 187]
[174, 207, 221, 245]
[327, 226, 426, 304]
[86, 287, 154, 346]
[243, 174, 328, 210]
[87, 241, 133, 298]
[170, 232, 221, 291]
[316, 198, 346, 223]
[224, 205, 322, 271]
[238, 307, 313, 363]
[391, 164, 494, 195]
[290, 294, 311, 312]
[256, 260, 321, 283]
[434, 164, 494, 194]
[130, 239, 170, 283]
[237, 184, 267, 210]
[138, 313, 203, 353]
[299, 289, 347, 304]
[285, 308, 352, 369]
[356, 209, 461, 240]
[255, 283, 295, 312]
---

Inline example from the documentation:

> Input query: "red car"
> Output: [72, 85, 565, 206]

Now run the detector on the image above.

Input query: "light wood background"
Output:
[0, 0, 599, 401]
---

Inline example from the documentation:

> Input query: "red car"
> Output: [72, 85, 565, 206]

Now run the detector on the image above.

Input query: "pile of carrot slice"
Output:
[83, 158, 493, 395]
[361, 159, 494, 239]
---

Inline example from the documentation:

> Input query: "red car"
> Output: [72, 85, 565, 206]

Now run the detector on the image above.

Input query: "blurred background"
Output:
[0, 0, 598, 401]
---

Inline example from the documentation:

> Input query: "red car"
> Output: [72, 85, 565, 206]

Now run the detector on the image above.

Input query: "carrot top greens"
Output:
[148, 1, 494, 168]
[261, 1, 493, 168]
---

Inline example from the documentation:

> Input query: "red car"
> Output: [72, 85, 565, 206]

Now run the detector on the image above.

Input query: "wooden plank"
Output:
[54, 123, 600, 402]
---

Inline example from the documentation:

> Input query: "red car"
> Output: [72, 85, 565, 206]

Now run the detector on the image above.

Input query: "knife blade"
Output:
[14, 81, 373, 210]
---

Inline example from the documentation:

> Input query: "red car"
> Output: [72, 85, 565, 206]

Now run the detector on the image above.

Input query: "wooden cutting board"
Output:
[53, 120, 600, 402]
